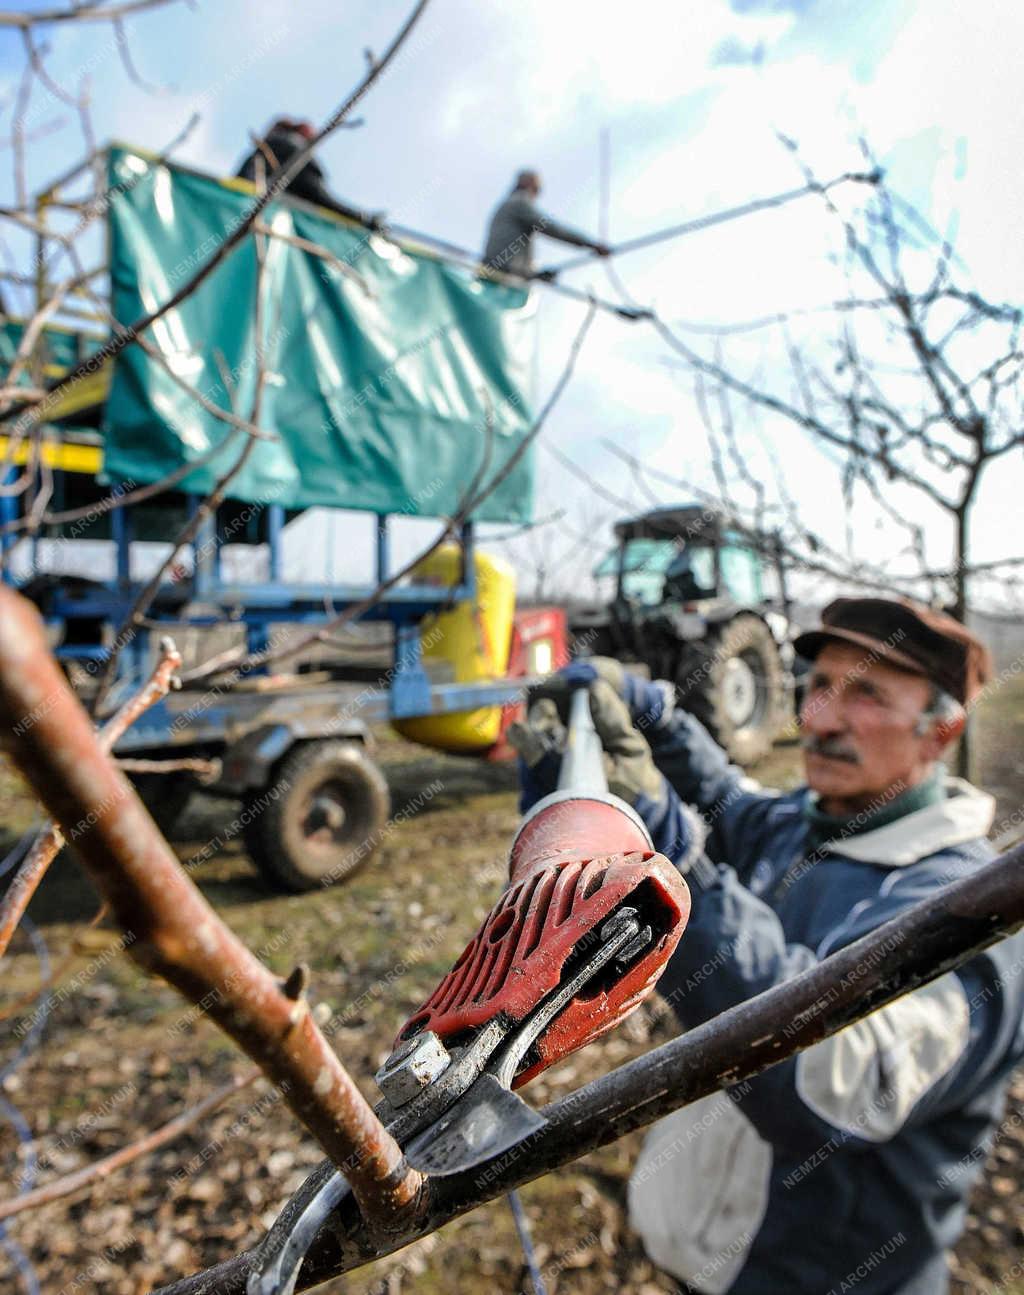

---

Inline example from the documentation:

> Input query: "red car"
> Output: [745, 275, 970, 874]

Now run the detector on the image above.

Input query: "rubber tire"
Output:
[243, 740, 391, 893]
[676, 614, 786, 765]
[131, 773, 195, 838]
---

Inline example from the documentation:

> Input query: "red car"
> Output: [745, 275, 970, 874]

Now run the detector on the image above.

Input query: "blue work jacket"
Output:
[628, 709, 1024, 1295]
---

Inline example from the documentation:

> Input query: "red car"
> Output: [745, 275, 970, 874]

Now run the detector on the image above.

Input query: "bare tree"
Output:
[641, 142, 1024, 625]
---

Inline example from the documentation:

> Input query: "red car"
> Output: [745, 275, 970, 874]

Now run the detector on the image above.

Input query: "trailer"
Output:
[0, 144, 563, 889]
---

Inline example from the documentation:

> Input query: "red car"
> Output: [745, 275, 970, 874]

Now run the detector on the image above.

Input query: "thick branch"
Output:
[161, 837, 1024, 1293]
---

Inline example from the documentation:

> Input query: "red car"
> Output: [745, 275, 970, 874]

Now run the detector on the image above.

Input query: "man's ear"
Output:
[925, 710, 966, 759]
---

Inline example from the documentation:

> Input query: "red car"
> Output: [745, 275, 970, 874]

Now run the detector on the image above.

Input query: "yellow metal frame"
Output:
[2, 314, 110, 423]
[0, 432, 103, 475]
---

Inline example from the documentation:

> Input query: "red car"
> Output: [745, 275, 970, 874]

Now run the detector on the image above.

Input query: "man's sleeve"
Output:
[642, 705, 744, 813]
[660, 863, 1011, 1161]
[236, 149, 257, 182]
[638, 702, 785, 879]
[513, 195, 594, 250]
[290, 159, 369, 225]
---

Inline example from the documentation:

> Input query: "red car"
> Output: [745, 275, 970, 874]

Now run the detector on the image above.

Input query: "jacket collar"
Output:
[818, 777, 994, 867]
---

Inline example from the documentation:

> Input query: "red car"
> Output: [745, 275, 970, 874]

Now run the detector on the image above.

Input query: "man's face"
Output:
[798, 642, 950, 815]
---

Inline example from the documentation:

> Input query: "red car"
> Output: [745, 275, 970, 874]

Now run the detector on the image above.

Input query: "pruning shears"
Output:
[249, 684, 690, 1295]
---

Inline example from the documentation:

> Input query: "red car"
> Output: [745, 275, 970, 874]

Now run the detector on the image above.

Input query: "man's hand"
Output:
[509, 681, 659, 806]
[532, 656, 673, 730]
[533, 656, 625, 703]
[507, 697, 564, 811]
[587, 679, 663, 805]
[510, 678, 707, 875]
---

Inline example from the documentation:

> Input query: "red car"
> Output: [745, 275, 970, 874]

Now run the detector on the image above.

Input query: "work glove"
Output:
[508, 696, 565, 812]
[587, 679, 664, 806]
[509, 679, 707, 876]
[533, 656, 675, 732]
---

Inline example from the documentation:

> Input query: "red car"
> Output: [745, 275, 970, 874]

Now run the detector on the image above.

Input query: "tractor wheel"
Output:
[243, 740, 390, 893]
[676, 615, 786, 765]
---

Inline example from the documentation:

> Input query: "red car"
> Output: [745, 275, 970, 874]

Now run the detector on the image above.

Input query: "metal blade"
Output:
[404, 1074, 547, 1176]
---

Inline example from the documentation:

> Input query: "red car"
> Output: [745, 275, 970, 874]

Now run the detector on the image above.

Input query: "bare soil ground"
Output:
[2, 679, 1024, 1294]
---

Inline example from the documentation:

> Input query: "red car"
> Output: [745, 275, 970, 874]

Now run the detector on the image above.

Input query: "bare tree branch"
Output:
[0, 1072, 259, 1221]
[0, 0, 179, 27]
[112, 12, 174, 93]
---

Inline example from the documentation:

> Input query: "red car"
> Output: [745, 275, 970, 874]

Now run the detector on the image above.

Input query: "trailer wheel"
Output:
[131, 773, 194, 839]
[244, 740, 390, 893]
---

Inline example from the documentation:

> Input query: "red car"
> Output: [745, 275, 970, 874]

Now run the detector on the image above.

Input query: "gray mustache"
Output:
[802, 736, 861, 764]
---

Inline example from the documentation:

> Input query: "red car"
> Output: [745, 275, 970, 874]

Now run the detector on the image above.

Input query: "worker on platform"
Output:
[482, 169, 611, 279]
[236, 118, 383, 229]
[514, 597, 1024, 1294]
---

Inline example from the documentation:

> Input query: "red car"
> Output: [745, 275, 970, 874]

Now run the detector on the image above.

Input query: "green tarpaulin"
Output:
[103, 146, 536, 522]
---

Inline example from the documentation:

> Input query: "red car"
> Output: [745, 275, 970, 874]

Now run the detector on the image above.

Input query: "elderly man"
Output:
[517, 598, 1024, 1295]
[482, 169, 610, 279]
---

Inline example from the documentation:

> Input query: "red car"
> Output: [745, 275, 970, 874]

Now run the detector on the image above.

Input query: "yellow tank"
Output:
[393, 545, 516, 753]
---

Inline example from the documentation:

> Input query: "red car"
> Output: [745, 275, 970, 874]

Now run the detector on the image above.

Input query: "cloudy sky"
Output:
[3, 0, 1022, 604]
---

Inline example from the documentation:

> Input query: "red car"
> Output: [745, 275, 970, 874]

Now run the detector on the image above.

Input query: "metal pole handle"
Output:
[557, 685, 607, 795]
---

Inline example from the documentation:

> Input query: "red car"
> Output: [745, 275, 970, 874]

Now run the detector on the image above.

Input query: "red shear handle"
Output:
[508, 794, 653, 885]
[395, 791, 689, 1088]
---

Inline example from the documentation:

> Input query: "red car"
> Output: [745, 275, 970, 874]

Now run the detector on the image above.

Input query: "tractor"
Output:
[570, 505, 795, 763]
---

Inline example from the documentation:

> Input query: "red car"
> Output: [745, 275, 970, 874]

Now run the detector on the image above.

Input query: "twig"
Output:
[0, 1071, 258, 1221]
[112, 13, 173, 93]
[115, 755, 219, 778]
[598, 439, 938, 598]
[0, 268, 91, 409]
[20, 27, 79, 106]
[252, 219, 373, 297]
[0, 901, 108, 1023]
[100, 635, 183, 741]
[0, 638, 181, 959]
[10, 46, 33, 215]
[89, 213, 276, 707]
[0, 0, 179, 26]
[0, 439, 237, 536]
